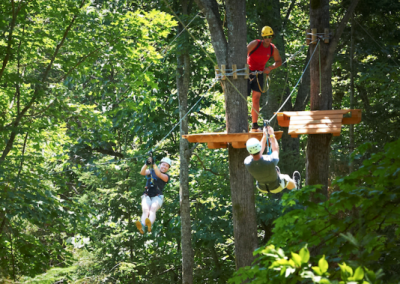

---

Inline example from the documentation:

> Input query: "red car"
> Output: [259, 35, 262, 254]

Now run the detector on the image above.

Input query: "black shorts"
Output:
[247, 72, 264, 96]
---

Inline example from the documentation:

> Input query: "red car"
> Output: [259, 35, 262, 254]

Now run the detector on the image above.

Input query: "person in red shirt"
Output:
[247, 26, 282, 132]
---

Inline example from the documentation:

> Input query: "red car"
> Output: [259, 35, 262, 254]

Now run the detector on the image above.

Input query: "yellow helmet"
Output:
[261, 26, 274, 37]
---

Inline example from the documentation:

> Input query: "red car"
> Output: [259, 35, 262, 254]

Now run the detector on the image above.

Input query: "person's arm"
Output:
[268, 126, 279, 156]
[152, 163, 169, 182]
[264, 46, 282, 74]
[247, 40, 259, 55]
[140, 157, 152, 176]
[140, 164, 150, 176]
[260, 126, 268, 154]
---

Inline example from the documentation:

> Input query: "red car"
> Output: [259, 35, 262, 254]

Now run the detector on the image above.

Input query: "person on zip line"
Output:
[244, 126, 301, 194]
[247, 26, 282, 132]
[135, 156, 172, 234]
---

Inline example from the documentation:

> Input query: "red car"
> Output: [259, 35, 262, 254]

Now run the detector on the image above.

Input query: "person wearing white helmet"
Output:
[247, 26, 282, 132]
[244, 126, 301, 194]
[136, 156, 172, 234]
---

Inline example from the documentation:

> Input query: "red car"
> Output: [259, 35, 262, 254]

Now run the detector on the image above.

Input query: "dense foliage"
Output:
[0, 0, 399, 283]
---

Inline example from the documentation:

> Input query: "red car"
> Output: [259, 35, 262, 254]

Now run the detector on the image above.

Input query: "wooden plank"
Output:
[289, 114, 344, 121]
[289, 118, 343, 125]
[289, 127, 341, 135]
[279, 110, 352, 116]
[232, 64, 237, 80]
[221, 65, 226, 80]
[306, 28, 311, 45]
[277, 113, 290, 127]
[207, 142, 227, 149]
[244, 64, 249, 79]
[231, 141, 246, 149]
[312, 28, 317, 44]
[324, 28, 329, 43]
[342, 117, 362, 124]
[182, 131, 283, 144]
[342, 109, 362, 124]
[289, 123, 341, 130]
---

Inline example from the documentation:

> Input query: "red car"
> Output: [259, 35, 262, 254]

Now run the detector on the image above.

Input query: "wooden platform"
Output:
[182, 131, 283, 149]
[276, 109, 362, 138]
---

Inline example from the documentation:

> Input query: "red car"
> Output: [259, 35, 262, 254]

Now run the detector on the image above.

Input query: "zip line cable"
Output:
[0, 78, 219, 185]
[151, 79, 218, 153]
[268, 40, 320, 122]
[355, 20, 399, 68]
[117, 11, 201, 103]
[162, 0, 317, 125]
[161, 0, 263, 118]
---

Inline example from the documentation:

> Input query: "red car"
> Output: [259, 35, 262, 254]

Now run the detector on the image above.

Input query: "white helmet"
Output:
[246, 138, 262, 154]
[160, 157, 172, 167]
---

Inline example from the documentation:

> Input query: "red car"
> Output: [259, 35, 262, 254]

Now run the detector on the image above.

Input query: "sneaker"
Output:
[135, 220, 144, 234]
[145, 218, 152, 233]
[276, 166, 281, 175]
[293, 171, 301, 189]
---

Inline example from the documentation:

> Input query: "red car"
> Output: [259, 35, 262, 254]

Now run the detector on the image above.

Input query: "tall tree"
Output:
[176, 0, 194, 282]
[307, 0, 360, 196]
[193, 0, 257, 269]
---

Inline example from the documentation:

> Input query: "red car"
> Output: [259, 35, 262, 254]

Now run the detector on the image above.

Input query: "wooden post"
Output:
[311, 28, 317, 44]
[215, 65, 220, 80]
[244, 64, 249, 79]
[306, 28, 311, 45]
[221, 65, 226, 80]
[232, 64, 237, 80]
[324, 28, 329, 43]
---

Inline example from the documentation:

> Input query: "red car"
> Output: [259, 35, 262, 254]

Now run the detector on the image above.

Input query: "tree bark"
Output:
[177, 2, 194, 282]
[195, 0, 258, 269]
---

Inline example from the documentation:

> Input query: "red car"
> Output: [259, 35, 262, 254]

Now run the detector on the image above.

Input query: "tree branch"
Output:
[193, 153, 225, 176]
[193, 0, 227, 65]
[326, 0, 360, 67]
[0, 0, 86, 165]
[0, 0, 17, 81]
[282, 0, 297, 30]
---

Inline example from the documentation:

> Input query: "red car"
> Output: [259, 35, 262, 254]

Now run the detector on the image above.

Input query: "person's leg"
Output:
[279, 174, 296, 190]
[251, 90, 261, 129]
[141, 195, 152, 224]
[148, 195, 163, 224]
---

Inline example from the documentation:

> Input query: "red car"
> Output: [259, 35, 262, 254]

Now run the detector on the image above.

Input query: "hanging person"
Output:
[247, 26, 282, 132]
[244, 126, 301, 194]
[135, 156, 172, 234]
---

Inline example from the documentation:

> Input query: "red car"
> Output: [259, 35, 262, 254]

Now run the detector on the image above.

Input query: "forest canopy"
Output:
[0, 0, 399, 283]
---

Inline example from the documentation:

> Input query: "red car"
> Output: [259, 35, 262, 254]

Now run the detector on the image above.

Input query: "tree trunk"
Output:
[306, 0, 332, 197]
[306, 0, 360, 196]
[177, 2, 194, 282]
[194, 0, 258, 269]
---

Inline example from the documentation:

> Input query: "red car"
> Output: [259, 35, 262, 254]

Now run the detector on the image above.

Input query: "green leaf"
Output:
[318, 255, 329, 274]
[312, 266, 323, 276]
[291, 252, 302, 267]
[319, 279, 331, 284]
[353, 267, 365, 280]
[299, 247, 310, 263]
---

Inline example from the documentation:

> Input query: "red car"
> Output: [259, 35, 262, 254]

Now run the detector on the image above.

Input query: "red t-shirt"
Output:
[247, 40, 275, 71]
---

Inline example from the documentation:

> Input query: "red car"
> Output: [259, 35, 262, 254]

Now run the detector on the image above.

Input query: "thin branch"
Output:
[0, 0, 17, 81]
[326, 0, 360, 67]
[193, 153, 224, 176]
[0, 0, 86, 164]
[282, 0, 297, 30]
